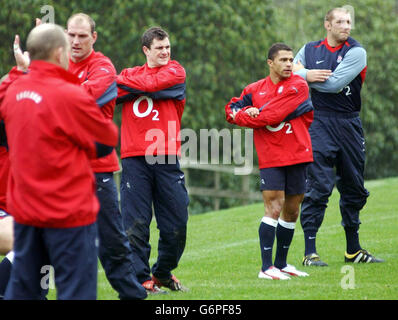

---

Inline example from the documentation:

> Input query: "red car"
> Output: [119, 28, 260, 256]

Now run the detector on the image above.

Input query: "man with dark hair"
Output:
[225, 43, 313, 280]
[117, 26, 189, 294]
[267, 42, 292, 60]
[141, 26, 169, 48]
[294, 7, 383, 266]
[0, 23, 119, 299]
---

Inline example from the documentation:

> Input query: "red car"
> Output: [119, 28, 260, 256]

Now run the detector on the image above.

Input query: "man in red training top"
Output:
[66, 13, 146, 300]
[0, 37, 35, 298]
[117, 27, 189, 294]
[225, 43, 313, 280]
[0, 23, 118, 299]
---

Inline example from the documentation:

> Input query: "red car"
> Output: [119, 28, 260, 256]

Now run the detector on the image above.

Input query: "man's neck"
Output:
[269, 73, 282, 85]
[326, 35, 345, 48]
[70, 49, 93, 63]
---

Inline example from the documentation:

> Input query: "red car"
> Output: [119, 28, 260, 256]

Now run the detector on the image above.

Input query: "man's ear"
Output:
[52, 46, 69, 69]
[324, 20, 331, 31]
[142, 45, 150, 56]
[92, 31, 97, 44]
[54, 47, 63, 64]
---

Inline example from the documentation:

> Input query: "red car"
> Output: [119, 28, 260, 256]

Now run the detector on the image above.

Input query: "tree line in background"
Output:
[1, 0, 397, 213]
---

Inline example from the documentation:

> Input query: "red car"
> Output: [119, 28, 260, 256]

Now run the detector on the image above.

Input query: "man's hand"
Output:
[229, 109, 239, 121]
[14, 35, 30, 72]
[245, 107, 259, 118]
[293, 60, 332, 83]
[306, 69, 332, 82]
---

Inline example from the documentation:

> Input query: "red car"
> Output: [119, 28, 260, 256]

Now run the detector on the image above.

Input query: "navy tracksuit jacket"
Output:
[296, 37, 369, 231]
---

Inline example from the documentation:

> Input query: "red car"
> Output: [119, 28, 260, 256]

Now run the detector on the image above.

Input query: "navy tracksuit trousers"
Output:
[300, 111, 369, 232]
[5, 222, 98, 300]
[95, 172, 147, 300]
[120, 156, 189, 283]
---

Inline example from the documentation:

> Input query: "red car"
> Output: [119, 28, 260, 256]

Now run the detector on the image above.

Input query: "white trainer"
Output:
[280, 264, 309, 277]
[258, 266, 291, 280]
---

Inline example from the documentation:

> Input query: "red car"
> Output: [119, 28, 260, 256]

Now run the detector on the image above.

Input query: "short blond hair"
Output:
[67, 13, 96, 33]
[324, 7, 351, 22]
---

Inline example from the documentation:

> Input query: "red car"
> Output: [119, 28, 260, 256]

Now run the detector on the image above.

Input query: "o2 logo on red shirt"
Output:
[266, 122, 293, 134]
[132, 96, 159, 121]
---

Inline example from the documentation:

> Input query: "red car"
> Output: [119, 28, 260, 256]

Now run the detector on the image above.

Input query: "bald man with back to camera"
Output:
[0, 23, 118, 300]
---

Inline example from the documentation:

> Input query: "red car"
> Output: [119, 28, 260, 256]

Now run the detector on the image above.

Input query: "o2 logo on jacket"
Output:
[132, 96, 159, 121]
[266, 122, 293, 134]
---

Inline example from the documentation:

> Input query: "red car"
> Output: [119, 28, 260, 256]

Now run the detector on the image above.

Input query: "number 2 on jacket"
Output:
[266, 122, 293, 134]
[132, 96, 159, 121]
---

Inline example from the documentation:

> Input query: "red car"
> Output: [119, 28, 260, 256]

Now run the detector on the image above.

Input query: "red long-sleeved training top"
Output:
[0, 61, 118, 228]
[225, 74, 313, 169]
[117, 60, 186, 158]
[68, 50, 120, 173]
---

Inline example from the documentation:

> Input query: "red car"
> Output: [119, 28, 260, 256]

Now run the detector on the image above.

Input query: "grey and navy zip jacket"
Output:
[294, 36, 367, 114]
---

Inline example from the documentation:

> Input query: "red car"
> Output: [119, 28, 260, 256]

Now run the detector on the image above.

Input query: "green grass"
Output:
[3, 177, 398, 300]
[121, 176, 398, 300]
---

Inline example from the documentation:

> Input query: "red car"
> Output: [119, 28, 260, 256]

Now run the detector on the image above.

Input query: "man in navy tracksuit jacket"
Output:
[294, 7, 384, 266]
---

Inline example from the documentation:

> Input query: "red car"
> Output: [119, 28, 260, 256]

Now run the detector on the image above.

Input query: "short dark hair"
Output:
[267, 43, 293, 60]
[141, 27, 169, 48]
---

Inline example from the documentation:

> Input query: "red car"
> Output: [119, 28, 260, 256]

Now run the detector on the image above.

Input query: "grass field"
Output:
[3, 177, 398, 300]
[98, 176, 398, 300]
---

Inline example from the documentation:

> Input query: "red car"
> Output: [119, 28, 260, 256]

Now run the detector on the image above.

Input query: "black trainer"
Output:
[344, 249, 384, 263]
[152, 275, 189, 292]
[302, 253, 328, 266]
[142, 280, 167, 295]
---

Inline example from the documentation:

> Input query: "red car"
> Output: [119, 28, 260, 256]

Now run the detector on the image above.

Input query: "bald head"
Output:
[27, 23, 70, 68]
